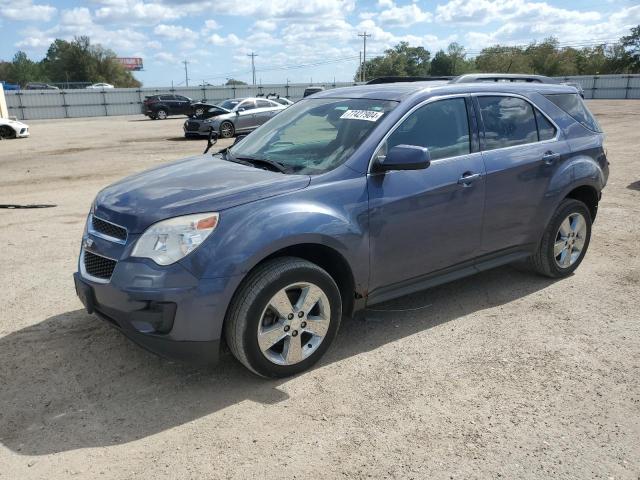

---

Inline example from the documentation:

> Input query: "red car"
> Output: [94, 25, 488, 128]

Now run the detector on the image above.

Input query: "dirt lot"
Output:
[0, 103, 638, 479]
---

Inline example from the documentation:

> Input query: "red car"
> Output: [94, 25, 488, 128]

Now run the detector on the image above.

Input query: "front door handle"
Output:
[542, 151, 561, 165]
[457, 172, 482, 186]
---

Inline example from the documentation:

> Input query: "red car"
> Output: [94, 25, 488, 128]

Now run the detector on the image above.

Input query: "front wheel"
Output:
[527, 198, 592, 278]
[0, 125, 16, 139]
[219, 121, 235, 138]
[224, 257, 342, 378]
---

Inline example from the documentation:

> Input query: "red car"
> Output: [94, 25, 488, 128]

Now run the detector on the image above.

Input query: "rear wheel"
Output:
[224, 257, 342, 378]
[0, 126, 16, 139]
[156, 109, 168, 120]
[219, 121, 235, 138]
[527, 198, 592, 278]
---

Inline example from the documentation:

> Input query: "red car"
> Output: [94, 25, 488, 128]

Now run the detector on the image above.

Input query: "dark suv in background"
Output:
[143, 94, 194, 119]
[76, 81, 608, 378]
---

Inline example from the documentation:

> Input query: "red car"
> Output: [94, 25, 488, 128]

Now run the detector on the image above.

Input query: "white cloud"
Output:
[0, 0, 56, 22]
[435, 0, 600, 26]
[94, 0, 182, 25]
[153, 51, 180, 64]
[253, 19, 277, 32]
[154, 24, 196, 40]
[207, 33, 241, 46]
[203, 19, 219, 31]
[361, 1, 432, 27]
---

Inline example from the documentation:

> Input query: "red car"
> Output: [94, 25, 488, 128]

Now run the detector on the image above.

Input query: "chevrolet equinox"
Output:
[74, 81, 608, 377]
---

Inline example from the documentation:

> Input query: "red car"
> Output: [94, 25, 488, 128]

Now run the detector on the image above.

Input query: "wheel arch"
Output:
[564, 184, 599, 221]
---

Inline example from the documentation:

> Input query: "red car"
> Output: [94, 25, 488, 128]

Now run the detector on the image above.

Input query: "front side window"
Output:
[544, 93, 601, 132]
[383, 98, 471, 161]
[229, 98, 397, 174]
[478, 96, 538, 150]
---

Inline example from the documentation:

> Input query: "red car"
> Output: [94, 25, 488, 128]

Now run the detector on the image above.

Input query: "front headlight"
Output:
[131, 212, 219, 266]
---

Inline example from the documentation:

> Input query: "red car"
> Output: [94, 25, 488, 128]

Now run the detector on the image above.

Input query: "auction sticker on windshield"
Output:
[340, 110, 384, 122]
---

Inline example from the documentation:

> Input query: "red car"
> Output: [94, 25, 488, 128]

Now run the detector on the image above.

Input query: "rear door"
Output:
[235, 100, 258, 131]
[474, 94, 569, 254]
[174, 95, 192, 114]
[255, 99, 280, 126]
[367, 96, 486, 293]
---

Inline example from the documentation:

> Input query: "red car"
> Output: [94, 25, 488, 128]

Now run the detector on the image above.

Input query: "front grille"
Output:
[84, 250, 117, 280]
[186, 121, 200, 131]
[92, 216, 127, 242]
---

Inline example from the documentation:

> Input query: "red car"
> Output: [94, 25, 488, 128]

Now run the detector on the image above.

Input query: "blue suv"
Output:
[74, 81, 608, 377]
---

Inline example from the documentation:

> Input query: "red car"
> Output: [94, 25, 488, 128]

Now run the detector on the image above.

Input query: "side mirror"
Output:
[375, 145, 431, 172]
[236, 107, 245, 114]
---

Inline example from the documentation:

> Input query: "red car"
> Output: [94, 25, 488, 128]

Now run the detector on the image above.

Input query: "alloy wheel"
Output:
[554, 212, 587, 268]
[257, 282, 331, 366]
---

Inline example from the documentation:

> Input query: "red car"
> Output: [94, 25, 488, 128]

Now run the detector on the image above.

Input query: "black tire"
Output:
[224, 257, 342, 378]
[156, 109, 168, 120]
[526, 198, 592, 278]
[219, 121, 235, 138]
[0, 125, 16, 139]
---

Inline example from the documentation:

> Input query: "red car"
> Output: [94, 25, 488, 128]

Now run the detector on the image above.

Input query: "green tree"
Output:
[354, 42, 431, 81]
[8, 51, 45, 86]
[225, 78, 247, 85]
[475, 45, 530, 73]
[621, 25, 640, 70]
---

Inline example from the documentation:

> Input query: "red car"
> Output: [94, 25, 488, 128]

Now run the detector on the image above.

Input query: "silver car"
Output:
[183, 97, 287, 138]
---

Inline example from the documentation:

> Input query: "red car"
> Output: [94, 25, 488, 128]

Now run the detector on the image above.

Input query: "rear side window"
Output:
[535, 110, 556, 141]
[256, 99, 275, 108]
[544, 93, 601, 132]
[478, 96, 538, 150]
[385, 98, 470, 161]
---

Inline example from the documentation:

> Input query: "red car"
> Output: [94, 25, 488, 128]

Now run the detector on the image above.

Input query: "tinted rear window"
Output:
[544, 93, 601, 132]
[478, 96, 538, 150]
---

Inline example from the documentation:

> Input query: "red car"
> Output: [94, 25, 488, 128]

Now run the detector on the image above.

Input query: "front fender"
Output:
[180, 175, 370, 292]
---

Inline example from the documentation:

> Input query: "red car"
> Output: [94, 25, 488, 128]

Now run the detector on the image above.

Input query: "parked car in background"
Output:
[143, 94, 194, 120]
[267, 94, 294, 106]
[0, 117, 29, 139]
[76, 81, 607, 378]
[303, 86, 324, 97]
[25, 82, 59, 90]
[86, 83, 114, 89]
[184, 97, 287, 138]
[452, 73, 585, 97]
[0, 81, 20, 91]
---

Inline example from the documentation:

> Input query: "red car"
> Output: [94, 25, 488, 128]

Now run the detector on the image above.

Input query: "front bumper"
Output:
[75, 244, 241, 365]
[183, 120, 212, 137]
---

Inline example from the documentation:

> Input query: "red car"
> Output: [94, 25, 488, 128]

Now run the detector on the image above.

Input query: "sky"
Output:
[0, 0, 638, 87]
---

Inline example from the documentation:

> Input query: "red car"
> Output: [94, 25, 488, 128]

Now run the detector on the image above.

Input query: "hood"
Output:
[94, 155, 311, 233]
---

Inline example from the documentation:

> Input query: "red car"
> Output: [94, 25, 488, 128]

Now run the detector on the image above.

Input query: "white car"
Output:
[86, 83, 114, 89]
[0, 118, 29, 139]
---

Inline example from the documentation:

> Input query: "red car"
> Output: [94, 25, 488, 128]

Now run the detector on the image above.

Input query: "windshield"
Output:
[217, 99, 241, 111]
[229, 98, 397, 174]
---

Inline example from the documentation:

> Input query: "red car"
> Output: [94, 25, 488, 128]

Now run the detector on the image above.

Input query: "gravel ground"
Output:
[0, 103, 638, 479]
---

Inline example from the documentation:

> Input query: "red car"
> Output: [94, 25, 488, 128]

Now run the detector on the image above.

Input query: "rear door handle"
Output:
[457, 172, 482, 185]
[542, 151, 561, 165]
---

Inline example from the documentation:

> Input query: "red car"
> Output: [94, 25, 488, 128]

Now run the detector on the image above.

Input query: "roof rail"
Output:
[366, 76, 454, 85]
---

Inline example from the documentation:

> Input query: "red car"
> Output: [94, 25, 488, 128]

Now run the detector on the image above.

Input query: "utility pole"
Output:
[182, 60, 189, 86]
[359, 51, 362, 82]
[247, 52, 258, 85]
[358, 31, 371, 82]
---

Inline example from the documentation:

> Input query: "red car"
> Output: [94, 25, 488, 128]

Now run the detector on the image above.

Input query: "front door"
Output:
[368, 96, 486, 294]
[235, 100, 258, 131]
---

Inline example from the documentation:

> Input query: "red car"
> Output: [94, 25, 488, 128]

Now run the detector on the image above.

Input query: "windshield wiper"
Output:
[234, 156, 289, 173]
